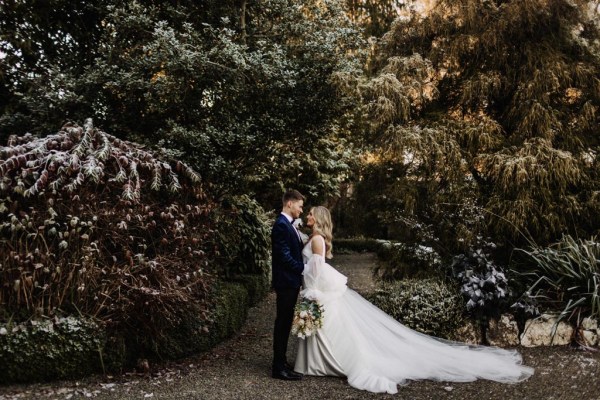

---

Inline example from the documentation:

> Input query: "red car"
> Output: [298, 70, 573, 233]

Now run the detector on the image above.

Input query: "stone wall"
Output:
[455, 314, 600, 348]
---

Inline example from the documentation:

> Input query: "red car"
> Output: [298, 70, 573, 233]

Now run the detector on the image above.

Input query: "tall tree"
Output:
[356, 0, 600, 256]
[0, 0, 364, 207]
[0, 1, 111, 134]
[346, 0, 414, 37]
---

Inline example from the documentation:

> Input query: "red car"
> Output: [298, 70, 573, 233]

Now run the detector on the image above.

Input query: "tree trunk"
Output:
[240, 0, 247, 44]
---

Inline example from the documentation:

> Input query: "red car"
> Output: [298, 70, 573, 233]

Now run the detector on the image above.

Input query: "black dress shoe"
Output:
[284, 363, 304, 377]
[272, 368, 302, 381]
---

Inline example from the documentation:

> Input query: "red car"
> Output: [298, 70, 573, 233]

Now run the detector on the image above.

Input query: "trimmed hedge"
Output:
[0, 317, 107, 383]
[230, 273, 270, 307]
[151, 274, 268, 360]
[0, 274, 269, 383]
[333, 237, 381, 253]
[366, 278, 466, 339]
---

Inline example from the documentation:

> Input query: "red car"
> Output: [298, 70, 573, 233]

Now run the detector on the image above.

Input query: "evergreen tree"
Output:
[357, 0, 600, 255]
[346, 0, 411, 37]
[0, 1, 111, 133]
[0, 0, 364, 207]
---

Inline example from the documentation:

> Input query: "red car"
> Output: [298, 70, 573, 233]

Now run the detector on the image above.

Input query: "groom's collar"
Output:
[280, 212, 293, 223]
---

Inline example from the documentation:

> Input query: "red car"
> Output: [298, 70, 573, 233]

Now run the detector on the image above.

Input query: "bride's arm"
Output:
[302, 236, 324, 286]
[303, 236, 324, 283]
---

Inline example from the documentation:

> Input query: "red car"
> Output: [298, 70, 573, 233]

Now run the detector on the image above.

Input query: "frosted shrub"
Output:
[0, 119, 218, 339]
[0, 316, 107, 383]
[367, 278, 465, 339]
[450, 246, 512, 343]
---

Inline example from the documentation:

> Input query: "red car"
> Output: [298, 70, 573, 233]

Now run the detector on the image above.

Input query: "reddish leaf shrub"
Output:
[0, 119, 219, 339]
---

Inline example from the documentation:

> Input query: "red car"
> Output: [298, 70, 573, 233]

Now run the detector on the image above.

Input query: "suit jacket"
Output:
[271, 214, 304, 290]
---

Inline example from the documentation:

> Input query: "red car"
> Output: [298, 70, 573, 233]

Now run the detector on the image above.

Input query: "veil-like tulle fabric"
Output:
[294, 240, 534, 394]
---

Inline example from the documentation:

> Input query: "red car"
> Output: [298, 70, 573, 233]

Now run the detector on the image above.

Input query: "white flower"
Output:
[293, 298, 324, 339]
[0, 327, 7, 335]
[298, 231, 309, 245]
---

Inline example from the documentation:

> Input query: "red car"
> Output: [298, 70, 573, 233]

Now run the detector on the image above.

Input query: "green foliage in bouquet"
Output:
[292, 298, 324, 339]
[0, 120, 219, 351]
[366, 278, 465, 339]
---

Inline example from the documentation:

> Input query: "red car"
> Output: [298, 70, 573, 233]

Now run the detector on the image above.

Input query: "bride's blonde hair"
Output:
[311, 206, 333, 259]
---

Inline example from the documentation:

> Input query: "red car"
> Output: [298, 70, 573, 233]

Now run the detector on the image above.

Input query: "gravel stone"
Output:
[1, 253, 599, 399]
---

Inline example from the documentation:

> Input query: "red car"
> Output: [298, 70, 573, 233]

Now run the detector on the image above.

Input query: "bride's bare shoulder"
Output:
[310, 234, 325, 243]
[310, 234, 325, 252]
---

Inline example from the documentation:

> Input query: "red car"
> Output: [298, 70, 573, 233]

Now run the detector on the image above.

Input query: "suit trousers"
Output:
[273, 287, 300, 371]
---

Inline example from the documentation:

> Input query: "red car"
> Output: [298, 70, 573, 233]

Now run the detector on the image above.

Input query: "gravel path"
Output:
[1, 253, 600, 400]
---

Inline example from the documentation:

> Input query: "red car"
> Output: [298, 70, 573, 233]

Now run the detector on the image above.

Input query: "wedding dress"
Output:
[294, 237, 534, 394]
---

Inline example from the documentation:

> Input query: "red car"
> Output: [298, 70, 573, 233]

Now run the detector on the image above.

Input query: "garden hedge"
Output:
[0, 274, 268, 384]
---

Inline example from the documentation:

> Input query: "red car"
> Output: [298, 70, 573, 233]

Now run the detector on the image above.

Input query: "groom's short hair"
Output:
[282, 189, 305, 205]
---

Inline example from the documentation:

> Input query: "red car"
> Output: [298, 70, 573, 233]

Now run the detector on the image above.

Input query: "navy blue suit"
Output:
[271, 213, 304, 371]
[271, 214, 304, 290]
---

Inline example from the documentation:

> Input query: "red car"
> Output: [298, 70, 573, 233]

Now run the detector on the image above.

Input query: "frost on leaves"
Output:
[0, 120, 216, 340]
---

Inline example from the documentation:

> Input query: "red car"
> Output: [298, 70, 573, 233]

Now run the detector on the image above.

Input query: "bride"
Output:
[294, 206, 534, 394]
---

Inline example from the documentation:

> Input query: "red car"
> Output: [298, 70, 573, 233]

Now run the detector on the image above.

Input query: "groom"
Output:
[271, 189, 305, 381]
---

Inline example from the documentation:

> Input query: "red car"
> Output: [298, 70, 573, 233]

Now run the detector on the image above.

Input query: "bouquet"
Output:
[291, 297, 324, 339]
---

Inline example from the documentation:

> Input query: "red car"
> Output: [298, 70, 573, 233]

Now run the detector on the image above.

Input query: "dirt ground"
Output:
[1, 253, 599, 400]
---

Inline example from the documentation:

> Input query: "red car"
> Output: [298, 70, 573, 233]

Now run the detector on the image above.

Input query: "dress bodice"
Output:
[301, 236, 347, 301]
[302, 236, 324, 263]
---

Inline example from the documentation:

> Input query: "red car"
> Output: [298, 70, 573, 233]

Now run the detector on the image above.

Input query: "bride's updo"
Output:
[311, 206, 333, 259]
